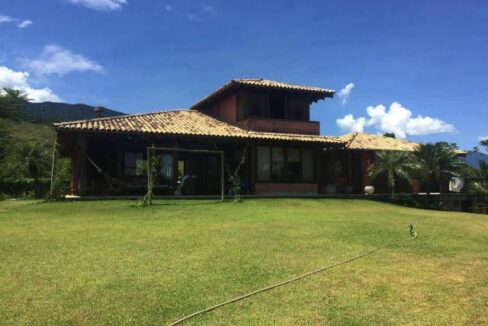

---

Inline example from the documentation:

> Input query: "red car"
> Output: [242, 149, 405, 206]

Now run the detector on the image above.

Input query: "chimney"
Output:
[94, 106, 104, 118]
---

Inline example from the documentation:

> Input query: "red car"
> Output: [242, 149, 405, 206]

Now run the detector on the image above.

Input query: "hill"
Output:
[21, 102, 126, 123]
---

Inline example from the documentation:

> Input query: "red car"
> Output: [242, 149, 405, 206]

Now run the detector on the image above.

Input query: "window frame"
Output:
[256, 146, 315, 183]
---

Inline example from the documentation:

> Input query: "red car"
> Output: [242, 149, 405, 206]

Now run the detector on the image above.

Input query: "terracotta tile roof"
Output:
[55, 109, 343, 144]
[190, 78, 334, 110]
[339, 132, 419, 151]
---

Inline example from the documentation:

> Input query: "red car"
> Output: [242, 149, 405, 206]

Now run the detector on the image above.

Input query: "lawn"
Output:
[0, 199, 487, 325]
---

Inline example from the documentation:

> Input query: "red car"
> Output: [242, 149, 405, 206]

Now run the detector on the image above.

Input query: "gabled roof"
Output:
[55, 109, 343, 144]
[190, 78, 335, 110]
[339, 132, 419, 151]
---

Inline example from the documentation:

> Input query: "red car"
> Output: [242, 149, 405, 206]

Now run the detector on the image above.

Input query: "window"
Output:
[271, 147, 286, 181]
[287, 148, 301, 182]
[270, 94, 285, 119]
[257, 146, 270, 181]
[256, 146, 315, 182]
[159, 154, 173, 181]
[124, 152, 145, 176]
[284, 97, 310, 121]
[246, 92, 267, 118]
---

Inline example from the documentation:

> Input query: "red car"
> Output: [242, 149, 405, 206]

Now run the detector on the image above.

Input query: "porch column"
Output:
[249, 143, 256, 195]
[316, 146, 322, 193]
[78, 134, 87, 195]
[70, 150, 79, 195]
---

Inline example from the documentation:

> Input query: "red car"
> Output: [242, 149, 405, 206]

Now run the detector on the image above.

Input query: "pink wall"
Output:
[211, 95, 237, 123]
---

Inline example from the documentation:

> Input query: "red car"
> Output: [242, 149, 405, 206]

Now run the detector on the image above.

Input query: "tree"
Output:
[17, 142, 50, 197]
[383, 132, 396, 138]
[480, 139, 488, 153]
[414, 142, 464, 194]
[0, 88, 29, 121]
[368, 151, 418, 196]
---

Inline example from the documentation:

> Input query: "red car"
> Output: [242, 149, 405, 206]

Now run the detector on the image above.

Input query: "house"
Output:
[55, 79, 418, 197]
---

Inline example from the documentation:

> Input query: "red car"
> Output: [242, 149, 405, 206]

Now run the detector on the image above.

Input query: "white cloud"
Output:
[338, 82, 354, 105]
[337, 101, 456, 138]
[18, 20, 33, 29]
[337, 114, 366, 133]
[202, 5, 216, 15]
[0, 66, 61, 102]
[478, 136, 488, 141]
[164, 4, 172, 11]
[67, 0, 127, 11]
[0, 15, 15, 23]
[23, 45, 104, 76]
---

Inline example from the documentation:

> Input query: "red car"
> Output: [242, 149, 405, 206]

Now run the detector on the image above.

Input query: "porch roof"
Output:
[339, 132, 419, 151]
[55, 109, 343, 144]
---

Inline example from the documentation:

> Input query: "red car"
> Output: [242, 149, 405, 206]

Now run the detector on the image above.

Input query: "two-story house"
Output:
[54, 79, 417, 197]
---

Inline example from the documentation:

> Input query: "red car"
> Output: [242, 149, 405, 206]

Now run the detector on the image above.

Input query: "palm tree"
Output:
[464, 161, 488, 194]
[414, 143, 464, 194]
[368, 151, 418, 197]
[0, 88, 29, 121]
[18, 142, 50, 197]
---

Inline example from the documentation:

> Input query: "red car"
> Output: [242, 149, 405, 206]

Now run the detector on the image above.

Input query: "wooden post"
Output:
[70, 150, 79, 195]
[78, 133, 87, 195]
[221, 152, 225, 201]
[316, 145, 322, 194]
[49, 134, 58, 197]
[347, 150, 352, 185]
[249, 143, 256, 195]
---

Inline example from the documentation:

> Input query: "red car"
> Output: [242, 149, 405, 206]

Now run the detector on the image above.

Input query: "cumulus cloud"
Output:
[336, 102, 456, 138]
[338, 82, 354, 105]
[23, 45, 104, 76]
[0, 66, 61, 102]
[0, 15, 15, 23]
[337, 114, 366, 132]
[18, 20, 33, 29]
[67, 0, 127, 11]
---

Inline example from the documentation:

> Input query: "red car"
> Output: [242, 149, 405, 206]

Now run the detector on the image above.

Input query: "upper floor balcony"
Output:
[237, 117, 320, 135]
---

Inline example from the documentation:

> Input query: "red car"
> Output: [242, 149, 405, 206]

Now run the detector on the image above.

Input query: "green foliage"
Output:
[368, 151, 419, 196]
[462, 161, 488, 194]
[0, 177, 50, 198]
[383, 132, 396, 138]
[0, 117, 62, 198]
[414, 142, 465, 194]
[0, 88, 28, 121]
[480, 138, 488, 153]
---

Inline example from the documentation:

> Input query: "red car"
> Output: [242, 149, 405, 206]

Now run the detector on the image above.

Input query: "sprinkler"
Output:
[409, 224, 417, 238]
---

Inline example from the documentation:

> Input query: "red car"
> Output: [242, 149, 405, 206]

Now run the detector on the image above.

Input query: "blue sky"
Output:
[0, 0, 487, 150]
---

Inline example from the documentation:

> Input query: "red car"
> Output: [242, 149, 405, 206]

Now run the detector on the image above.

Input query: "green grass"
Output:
[0, 199, 487, 325]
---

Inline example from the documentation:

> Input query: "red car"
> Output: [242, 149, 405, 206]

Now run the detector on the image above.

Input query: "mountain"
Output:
[21, 102, 126, 123]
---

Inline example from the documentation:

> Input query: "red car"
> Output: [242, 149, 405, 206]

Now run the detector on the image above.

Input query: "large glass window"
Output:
[271, 147, 286, 181]
[124, 152, 145, 176]
[159, 153, 173, 181]
[256, 146, 315, 182]
[257, 146, 270, 181]
[287, 148, 301, 182]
